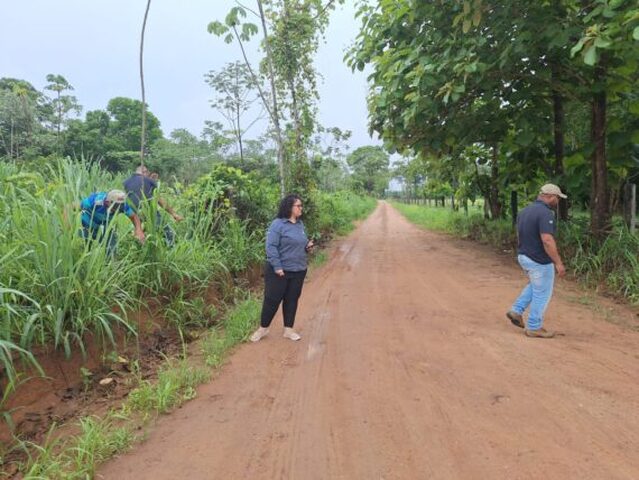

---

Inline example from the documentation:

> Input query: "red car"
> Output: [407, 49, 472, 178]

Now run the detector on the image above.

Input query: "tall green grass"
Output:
[314, 191, 377, 238]
[0, 160, 377, 391]
[1, 161, 140, 352]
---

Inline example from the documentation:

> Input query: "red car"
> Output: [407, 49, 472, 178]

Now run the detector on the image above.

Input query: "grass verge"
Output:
[8, 297, 260, 479]
[392, 201, 639, 304]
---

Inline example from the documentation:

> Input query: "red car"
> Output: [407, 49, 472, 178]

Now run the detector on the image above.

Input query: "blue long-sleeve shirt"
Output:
[265, 218, 308, 272]
[80, 192, 134, 229]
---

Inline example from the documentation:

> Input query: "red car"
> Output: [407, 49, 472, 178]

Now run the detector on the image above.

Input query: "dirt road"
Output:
[99, 202, 639, 480]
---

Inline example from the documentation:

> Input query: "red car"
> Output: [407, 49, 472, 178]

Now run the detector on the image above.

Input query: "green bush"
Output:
[313, 191, 376, 238]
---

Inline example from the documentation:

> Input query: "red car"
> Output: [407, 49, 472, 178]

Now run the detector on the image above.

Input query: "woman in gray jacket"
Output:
[250, 194, 314, 342]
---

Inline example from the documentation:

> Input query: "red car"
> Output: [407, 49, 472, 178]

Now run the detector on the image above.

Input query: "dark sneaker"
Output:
[506, 311, 525, 328]
[525, 328, 555, 338]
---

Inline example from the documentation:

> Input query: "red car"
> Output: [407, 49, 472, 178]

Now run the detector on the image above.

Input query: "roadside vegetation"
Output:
[393, 201, 639, 303]
[0, 155, 377, 476]
[349, 1, 639, 301]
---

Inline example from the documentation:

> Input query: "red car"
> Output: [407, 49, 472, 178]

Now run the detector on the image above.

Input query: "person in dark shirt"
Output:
[123, 165, 183, 246]
[506, 184, 567, 338]
[250, 194, 314, 343]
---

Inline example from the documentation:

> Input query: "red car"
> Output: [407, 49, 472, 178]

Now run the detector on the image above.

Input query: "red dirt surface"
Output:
[96, 201, 639, 480]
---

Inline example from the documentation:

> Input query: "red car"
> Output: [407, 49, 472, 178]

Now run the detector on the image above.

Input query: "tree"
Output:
[0, 78, 51, 158]
[346, 146, 389, 196]
[310, 126, 352, 192]
[149, 128, 218, 182]
[205, 61, 263, 164]
[139, 0, 152, 164]
[208, 0, 345, 198]
[44, 74, 81, 153]
[64, 110, 112, 161]
[106, 97, 162, 153]
[569, 0, 639, 237]
[208, 5, 286, 194]
[63, 97, 163, 171]
[349, 0, 639, 234]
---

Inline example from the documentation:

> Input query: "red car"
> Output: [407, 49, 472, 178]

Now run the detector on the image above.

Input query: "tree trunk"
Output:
[10, 118, 14, 159]
[590, 64, 610, 239]
[488, 144, 502, 219]
[257, 0, 286, 195]
[623, 182, 635, 229]
[551, 63, 568, 221]
[56, 90, 62, 153]
[236, 103, 244, 165]
[139, 0, 152, 165]
[510, 190, 518, 227]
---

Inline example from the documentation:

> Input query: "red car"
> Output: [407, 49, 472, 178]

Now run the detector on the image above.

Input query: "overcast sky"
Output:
[2, 0, 377, 149]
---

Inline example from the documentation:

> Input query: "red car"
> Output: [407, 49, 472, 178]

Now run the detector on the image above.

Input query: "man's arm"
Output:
[157, 197, 183, 222]
[122, 204, 145, 242]
[541, 233, 565, 276]
[128, 213, 146, 243]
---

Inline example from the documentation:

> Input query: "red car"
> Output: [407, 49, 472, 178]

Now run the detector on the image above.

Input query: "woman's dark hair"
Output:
[276, 194, 302, 219]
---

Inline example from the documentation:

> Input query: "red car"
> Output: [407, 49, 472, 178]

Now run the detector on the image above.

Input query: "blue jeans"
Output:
[80, 225, 117, 258]
[158, 212, 176, 247]
[511, 254, 555, 331]
[144, 212, 175, 247]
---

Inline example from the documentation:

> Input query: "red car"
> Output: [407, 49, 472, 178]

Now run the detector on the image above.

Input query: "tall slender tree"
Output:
[139, 0, 152, 165]
[44, 74, 80, 154]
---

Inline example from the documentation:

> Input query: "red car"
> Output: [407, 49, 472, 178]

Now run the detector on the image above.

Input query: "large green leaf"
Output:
[583, 45, 598, 65]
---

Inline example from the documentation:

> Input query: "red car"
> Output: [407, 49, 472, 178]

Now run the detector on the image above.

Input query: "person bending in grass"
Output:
[76, 190, 145, 257]
[123, 165, 183, 247]
[250, 194, 314, 343]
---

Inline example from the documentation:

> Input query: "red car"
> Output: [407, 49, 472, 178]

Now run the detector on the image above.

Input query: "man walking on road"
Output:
[506, 184, 567, 338]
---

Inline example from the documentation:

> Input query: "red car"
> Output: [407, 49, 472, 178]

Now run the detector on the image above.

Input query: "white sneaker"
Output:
[250, 327, 269, 342]
[283, 328, 301, 341]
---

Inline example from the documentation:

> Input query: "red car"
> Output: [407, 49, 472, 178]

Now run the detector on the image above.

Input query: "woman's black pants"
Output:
[260, 265, 307, 328]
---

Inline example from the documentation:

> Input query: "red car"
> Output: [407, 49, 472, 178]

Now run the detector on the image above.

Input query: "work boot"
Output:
[506, 311, 525, 328]
[250, 327, 269, 342]
[524, 328, 555, 338]
[283, 328, 301, 341]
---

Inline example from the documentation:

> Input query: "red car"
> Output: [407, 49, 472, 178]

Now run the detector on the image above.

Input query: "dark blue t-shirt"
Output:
[123, 173, 157, 209]
[517, 200, 556, 264]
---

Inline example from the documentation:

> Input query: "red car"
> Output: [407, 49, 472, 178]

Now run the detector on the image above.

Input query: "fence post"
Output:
[510, 191, 518, 227]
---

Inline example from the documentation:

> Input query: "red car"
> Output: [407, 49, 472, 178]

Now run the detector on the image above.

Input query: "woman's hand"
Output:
[305, 240, 314, 252]
[275, 269, 285, 277]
